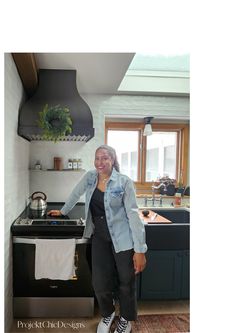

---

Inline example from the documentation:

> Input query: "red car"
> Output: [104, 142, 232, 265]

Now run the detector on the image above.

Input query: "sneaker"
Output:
[97, 311, 115, 333]
[114, 317, 131, 333]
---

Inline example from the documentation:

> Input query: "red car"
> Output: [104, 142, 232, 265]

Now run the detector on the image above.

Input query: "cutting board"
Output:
[138, 209, 172, 224]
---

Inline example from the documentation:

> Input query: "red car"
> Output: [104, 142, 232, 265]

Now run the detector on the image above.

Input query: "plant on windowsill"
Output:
[176, 170, 185, 194]
[38, 104, 73, 142]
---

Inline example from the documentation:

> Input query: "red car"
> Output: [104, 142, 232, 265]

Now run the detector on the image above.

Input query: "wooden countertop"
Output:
[138, 209, 172, 224]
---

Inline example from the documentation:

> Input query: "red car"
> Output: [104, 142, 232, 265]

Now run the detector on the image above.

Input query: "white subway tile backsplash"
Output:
[4, 53, 30, 332]
[29, 170, 86, 202]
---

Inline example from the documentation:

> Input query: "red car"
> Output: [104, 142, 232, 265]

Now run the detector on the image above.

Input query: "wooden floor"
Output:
[9, 300, 189, 333]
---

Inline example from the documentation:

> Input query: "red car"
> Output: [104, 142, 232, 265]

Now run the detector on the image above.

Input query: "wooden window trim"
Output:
[105, 122, 189, 193]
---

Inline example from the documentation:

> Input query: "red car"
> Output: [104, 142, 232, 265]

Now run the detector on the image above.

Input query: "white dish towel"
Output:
[35, 239, 76, 280]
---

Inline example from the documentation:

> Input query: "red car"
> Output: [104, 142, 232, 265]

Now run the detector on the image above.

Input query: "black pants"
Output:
[91, 233, 137, 321]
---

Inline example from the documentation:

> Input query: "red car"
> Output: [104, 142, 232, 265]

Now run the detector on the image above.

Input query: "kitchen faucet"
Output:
[152, 183, 167, 192]
[144, 183, 165, 207]
[144, 183, 167, 207]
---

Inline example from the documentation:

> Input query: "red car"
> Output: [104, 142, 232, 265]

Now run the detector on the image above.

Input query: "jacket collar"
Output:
[109, 167, 119, 181]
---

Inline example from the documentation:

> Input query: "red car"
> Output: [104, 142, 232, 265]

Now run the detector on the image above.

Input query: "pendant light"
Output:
[143, 117, 154, 136]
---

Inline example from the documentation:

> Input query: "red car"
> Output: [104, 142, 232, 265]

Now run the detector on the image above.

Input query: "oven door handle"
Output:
[12, 237, 90, 244]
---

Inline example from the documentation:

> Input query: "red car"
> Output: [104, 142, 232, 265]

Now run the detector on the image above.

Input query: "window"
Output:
[105, 122, 189, 191]
[146, 132, 177, 181]
[107, 130, 139, 181]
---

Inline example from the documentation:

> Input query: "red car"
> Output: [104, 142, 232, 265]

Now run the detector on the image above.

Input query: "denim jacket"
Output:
[61, 168, 147, 253]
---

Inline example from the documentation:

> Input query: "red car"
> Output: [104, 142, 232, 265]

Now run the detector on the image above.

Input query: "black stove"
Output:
[11, 202, 85, 237]
[11, 202, 94, 318]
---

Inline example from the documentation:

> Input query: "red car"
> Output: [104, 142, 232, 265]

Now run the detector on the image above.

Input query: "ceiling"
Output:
[34, 53, 190, 96]
[34, 53, 134, 95]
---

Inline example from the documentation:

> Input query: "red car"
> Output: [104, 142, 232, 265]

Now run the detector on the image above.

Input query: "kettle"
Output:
[29, 191, 47, 211]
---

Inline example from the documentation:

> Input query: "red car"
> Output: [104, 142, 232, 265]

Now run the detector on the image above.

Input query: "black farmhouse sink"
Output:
[152, 208, 190, 224]
[145, 208, 190, 250]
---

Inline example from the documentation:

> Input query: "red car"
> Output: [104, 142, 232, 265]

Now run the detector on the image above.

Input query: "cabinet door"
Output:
[141, 250, 182, 299]
[181, 250, 190, 299]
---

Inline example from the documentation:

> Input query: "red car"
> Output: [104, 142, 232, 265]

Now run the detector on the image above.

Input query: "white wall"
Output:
[4, 54, 30, 332]
[29, 94, 189, 200]
[97, 94, 189, 119]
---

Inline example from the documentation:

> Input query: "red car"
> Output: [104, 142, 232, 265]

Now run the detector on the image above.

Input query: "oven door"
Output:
[13, 237, 93, 297]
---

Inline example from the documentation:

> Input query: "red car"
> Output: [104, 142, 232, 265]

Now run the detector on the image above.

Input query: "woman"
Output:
[48, 144, 147, 333]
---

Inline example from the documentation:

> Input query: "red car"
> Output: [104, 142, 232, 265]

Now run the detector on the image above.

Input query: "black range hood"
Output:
[18, 69, 95, 142]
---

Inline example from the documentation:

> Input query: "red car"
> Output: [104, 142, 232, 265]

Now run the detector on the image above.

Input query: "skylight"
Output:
[128, 53, 189, 72]
[118, 53, 190, 95]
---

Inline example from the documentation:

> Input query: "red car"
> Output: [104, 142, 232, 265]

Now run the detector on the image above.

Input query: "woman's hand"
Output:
[133, 252, 146, 274]
[47, 210, 62, 216]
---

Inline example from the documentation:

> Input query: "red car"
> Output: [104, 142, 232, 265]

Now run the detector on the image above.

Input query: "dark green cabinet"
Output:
[181, 250, 190, 299]
[140, 250, 189, 300]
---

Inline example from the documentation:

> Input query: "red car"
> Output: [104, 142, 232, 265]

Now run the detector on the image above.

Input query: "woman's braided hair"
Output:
[95, 144, 120, 172]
